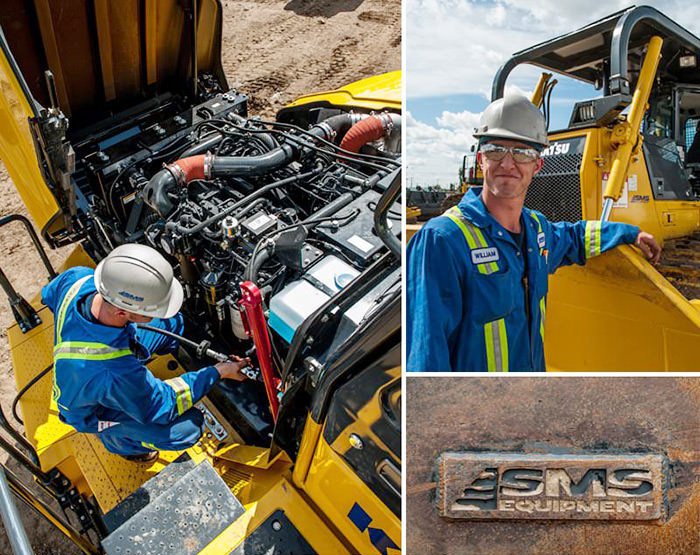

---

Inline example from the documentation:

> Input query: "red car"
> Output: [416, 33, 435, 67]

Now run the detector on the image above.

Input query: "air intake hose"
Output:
[340, 113, 400, 153]
[142, 145, 295, 217]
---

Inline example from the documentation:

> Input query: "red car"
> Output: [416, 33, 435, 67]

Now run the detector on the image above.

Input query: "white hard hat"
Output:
[473, 94, 549, 147]
[94, 244, 183, 318]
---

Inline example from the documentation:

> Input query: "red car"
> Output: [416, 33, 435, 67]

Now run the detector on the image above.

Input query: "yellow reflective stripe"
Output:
[539, 297, 546, 343]
[484, 318, 508, 372]
[55, 276, 91, 344]
[165, 377, 193, 415]
[444, 207, 498, 275]
[585, 221, 602, 259]
[530, 211, 543, 233]
[141, 442, 159, 450]
[471, 227, 499, 274]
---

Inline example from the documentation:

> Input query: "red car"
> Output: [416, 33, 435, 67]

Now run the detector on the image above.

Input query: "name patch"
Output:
[537, 232, 546, 248]
[437, 452, 666, 521]
[471, 247, 499, 265]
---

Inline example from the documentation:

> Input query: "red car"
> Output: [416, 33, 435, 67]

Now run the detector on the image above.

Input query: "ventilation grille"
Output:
[526, 152, 583, 222]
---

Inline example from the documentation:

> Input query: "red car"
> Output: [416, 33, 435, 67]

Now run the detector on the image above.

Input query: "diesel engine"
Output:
[63, 78, 401, 442]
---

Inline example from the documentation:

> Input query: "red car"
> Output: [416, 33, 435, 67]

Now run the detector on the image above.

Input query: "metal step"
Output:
[102, 453, 198, 532]
[101, 459, 245, 555]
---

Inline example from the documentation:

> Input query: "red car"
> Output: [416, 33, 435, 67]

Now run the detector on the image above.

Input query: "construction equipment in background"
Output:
[458, 5, 700, 370]
[0, 0, 401, 552]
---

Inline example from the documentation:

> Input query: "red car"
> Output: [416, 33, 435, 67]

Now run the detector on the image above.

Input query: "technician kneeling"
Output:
[42, 244, 249, 462]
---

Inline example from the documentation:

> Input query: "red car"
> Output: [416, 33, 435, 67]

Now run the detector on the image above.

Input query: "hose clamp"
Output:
[167, 162, 187, 187]
[317, 121, 335, 141]
[378, 112, 393, 134]
[204, 153, 213, 179]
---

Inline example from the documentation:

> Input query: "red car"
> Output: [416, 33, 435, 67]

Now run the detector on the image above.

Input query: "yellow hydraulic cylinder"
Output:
[531, 73, 552, 108]
[602, 35, 663, 221]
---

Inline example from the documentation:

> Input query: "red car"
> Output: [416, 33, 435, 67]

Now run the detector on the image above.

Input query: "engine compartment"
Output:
[61, 76, 401, 443]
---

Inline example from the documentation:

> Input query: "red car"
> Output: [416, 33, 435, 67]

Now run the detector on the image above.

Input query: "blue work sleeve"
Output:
[545, 218, 639, 274]
[41, 267, 93, 312]
[407, 225, 465, 372]
[100, 358, 221, 425]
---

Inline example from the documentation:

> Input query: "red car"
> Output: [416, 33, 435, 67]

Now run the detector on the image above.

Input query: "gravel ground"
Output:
[0, 1, 400, 552]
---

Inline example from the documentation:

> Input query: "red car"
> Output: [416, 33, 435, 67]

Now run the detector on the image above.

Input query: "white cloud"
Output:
[406, 109, 479, 187]
[407, 0, 700, 99]
[406, 0, 700, 186]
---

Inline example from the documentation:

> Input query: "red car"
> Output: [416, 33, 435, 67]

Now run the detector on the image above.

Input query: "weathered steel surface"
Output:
[437, 452, 666, 521]
[406, 377, 700, 555]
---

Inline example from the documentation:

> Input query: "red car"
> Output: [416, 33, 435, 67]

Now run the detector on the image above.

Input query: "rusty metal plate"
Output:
[437, 452, 666, 521]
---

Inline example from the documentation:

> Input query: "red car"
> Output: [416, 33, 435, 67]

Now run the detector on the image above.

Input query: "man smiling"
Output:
[407, 94, 661, 372]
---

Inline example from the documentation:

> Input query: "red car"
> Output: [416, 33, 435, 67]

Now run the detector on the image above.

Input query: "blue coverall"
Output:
[42, 266, 221, 455]
[407, 188, 640, 372]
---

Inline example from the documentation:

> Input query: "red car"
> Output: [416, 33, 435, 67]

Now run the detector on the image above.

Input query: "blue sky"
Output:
[406, 0, 700, 187]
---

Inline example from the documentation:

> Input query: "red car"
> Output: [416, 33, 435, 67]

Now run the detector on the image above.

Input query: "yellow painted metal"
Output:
[304, 437, 400, 554]
[546, 246, 700, 371]
[299, 367, 400, 554]
[603, 36, 663, 204]
[282, 71, 401, 113]
[0, 46, 61, 234]
[201, 474, 351, 555]
[291, 416, 322, 489]
[215, 443, 288, 470]
[531, 72, 552, 108]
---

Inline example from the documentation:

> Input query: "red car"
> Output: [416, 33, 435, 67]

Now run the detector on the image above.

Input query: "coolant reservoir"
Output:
[269, 255, 359, 343]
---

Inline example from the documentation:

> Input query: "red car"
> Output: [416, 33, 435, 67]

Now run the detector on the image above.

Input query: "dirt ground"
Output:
[0, 1, 400, 552]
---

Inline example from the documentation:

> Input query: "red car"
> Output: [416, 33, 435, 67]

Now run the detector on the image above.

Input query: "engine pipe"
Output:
[239, 282, 280, 421]
[143, 145, 295, 216]
[165, 168, 321, 235]
[340, 113, 400, 153]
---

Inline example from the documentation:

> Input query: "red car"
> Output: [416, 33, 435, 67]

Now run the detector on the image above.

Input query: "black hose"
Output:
[210, 144, 294, 177]
[143, 144, 296, 217]
[11, 364, 53, 426]
[179, 132, 223, 157]
[165, 168, 322, 236]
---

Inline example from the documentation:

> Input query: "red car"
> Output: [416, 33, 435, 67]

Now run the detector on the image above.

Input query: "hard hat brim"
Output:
[473, 127, 550, 147]
[160, 278, 184, 319]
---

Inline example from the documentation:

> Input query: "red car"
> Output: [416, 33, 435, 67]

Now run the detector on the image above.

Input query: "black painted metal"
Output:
[228, 510, 315, 555]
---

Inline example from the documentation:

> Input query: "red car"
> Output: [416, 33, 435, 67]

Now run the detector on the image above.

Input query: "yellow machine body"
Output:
[0, 1, 402, 547]
[543, 126, 700, 370]
[8, 244, 401, 552]
[280, 71, 401, 114]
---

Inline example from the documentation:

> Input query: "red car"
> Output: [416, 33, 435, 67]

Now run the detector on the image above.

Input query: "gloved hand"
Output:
[215, 355, 252, 381]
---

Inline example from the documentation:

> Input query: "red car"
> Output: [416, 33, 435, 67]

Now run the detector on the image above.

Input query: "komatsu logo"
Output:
[437, 453, 665, 521]
[541, 142, 570, 157]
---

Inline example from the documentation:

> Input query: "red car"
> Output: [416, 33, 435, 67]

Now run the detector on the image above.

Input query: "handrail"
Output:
[0, 467, 33, 555]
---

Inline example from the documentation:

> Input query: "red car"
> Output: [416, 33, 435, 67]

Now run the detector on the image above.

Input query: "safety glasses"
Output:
[480, 143, 540, 163]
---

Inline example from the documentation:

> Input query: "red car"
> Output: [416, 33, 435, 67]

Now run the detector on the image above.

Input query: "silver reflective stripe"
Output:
[489, 320, 504, 372]
[54, 344, 125, 356]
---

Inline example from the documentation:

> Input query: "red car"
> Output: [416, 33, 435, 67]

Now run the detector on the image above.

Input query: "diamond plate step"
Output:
[101, 459, 245, 555]
[102, 453, 198, 532]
